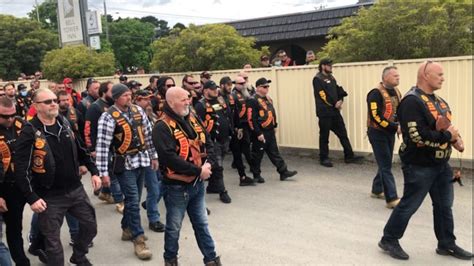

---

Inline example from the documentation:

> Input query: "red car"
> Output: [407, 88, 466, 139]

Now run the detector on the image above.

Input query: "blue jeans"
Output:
[100, 174, 124, 203]
[368, 128, 398, 202]
[383, 163, 456, 248]
[0, 216, 13, 266]
[116, 168, 145, 239]
[144, 167, 162, 223]
[163, 181, 217, 263]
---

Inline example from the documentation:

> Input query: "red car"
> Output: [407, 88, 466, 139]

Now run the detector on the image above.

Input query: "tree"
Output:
[150, 24, 268, 72]
[41, 45, 115, 82]
[108, 18, 155, 72]
[27, 0, 58, 32]
[0, 15, 58, 81]
[317, 0, 473, 62]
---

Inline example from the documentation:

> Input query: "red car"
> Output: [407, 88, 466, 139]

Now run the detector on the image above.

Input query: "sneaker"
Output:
[116, 202, 124, 214]
[436, 244, 474, 260]
[253, 176, 265, 183]
[149, 221, 165, 232]
[345, 155, 364, 164]
[378, 239, 409, 260]
[98, 192, 114, 204]
[386, 198, 400, 209]
[70, 256, 93, 266]
[280, 170, 297, 181]
[165, 257, 179, 266]
[239, 176, 256, 186]
[219, 191, 232, 204]
[205, 256, 222, 266]
[133, 235, 152, 260]
[320, 158, 333, 167]
[370, 192, 385, 199]
[28, 245, 48, 264]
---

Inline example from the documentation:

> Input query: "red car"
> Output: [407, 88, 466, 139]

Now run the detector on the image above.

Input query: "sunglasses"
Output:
[236, 82, 246, 85]
[261, 85, 270, 88]
[0, 113, 16, 119]
[36, 98, 58, 105]
[166, 84, 176, 88]
[424, 60, 433, 74]
[186, 81, 198, 85]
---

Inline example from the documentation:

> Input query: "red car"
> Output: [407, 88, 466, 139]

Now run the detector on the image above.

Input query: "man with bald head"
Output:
[152, 87, 221, 266]
[14, 88, 101, 265]
[379, 61, 472, 261]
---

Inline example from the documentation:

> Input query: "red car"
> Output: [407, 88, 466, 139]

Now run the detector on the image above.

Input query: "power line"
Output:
[108, 7, 237, 21]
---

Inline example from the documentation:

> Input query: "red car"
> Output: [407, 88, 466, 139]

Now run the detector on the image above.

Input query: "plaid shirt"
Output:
[96, 104, 158, 177]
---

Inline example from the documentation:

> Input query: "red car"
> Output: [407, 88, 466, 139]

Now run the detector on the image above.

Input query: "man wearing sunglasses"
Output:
[183, 74, 202, 107]
[0, 97, 31, 265]
[379, 61, 472, 261]
[14, 88, 101, 265]
[195, 80, 233, 204]
[247, 78, 297, 182]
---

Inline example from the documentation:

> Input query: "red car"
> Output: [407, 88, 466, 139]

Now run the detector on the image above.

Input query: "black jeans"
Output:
[382, 163, 456, 248]
[2, 182, 30, 266]
[318, 113, 354, 160]
[230, 124, 253, 177]
[207, 139, 229, 193]
[38, 185, 97, 266]
[250, 129, 287, 177]
[368, 128, 398, 202]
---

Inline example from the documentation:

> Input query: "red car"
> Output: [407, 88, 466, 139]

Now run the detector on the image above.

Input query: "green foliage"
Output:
[41, 45, 115, 82]
[140, 16, 170, 38]
[0, 15, 58, 80]
[27, 0, 58, 32]
[150, 24, 268, 72]
[108, 18, 155, 72]
[318, 0, 473, 62]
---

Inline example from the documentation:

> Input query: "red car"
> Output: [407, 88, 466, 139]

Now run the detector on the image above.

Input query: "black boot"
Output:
[219, 191, 232, 204]
[280, 170, 297, 181]
[378, 239, 409, 260]
[205, 256, 222, 266]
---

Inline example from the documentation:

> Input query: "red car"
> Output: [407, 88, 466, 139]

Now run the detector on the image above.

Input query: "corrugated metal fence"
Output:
[4, 56, 472, 160]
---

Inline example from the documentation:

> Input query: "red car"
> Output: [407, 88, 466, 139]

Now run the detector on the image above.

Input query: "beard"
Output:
[45, 108, 59, 119]
[181, 106, 190, 117]
[241, 86, 250, 99]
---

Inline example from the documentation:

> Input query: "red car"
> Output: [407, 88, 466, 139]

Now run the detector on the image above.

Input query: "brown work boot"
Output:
[116, 202, 124, 214]
[133, 235, 152, 260]
[98, 192, 114, 204]
[205, 256, 222, 266]
[122, 228, 148, 241]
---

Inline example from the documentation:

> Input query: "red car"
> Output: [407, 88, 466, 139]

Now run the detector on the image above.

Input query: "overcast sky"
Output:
[1, 0, 358, 26]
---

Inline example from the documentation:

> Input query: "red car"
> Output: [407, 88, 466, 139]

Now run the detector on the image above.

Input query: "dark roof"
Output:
[228, 3, 373, 43]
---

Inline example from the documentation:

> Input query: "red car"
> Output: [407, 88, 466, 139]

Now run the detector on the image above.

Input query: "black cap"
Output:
[127, 80, 142, 88]
[200, 71, 212, 79]
[86, 78, 96, 89]
[255, 77, 271, 87]
[135, 89, 152, 99]
[319, 58, 333, 66]
[203, 80, 218, 90]
[219, 76, 232, 85]
[18, 84, 27, 90]
[119, 75, 128, 81]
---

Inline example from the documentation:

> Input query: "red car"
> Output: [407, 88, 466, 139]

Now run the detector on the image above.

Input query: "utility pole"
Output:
[104, 0, 110, 42]
[35, 0, 40, 22]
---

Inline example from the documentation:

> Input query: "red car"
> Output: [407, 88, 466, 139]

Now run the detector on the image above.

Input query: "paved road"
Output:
[23, 155, 472, 265]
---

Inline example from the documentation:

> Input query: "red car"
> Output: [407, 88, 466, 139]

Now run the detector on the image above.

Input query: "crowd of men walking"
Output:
[0, 59, 472, 265]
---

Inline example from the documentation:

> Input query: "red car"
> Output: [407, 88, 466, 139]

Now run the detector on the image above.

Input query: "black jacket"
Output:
[14, 115, 98, 204]
[312, 72, 348, 117]
[152, 104, 215, 185]
[194, 97, 233, 143]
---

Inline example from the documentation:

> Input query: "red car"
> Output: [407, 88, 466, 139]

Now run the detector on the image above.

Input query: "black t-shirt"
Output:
[45, 122, 81, 191]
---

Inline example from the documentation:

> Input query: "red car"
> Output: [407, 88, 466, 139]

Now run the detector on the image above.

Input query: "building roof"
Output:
[228, 2, 373, 43]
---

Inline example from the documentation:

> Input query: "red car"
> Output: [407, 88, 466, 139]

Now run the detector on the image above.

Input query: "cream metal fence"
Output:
[4, 56, 471, 160]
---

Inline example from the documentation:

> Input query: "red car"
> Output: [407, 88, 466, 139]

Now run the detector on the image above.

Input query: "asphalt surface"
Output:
[22, 154, 473, 265]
